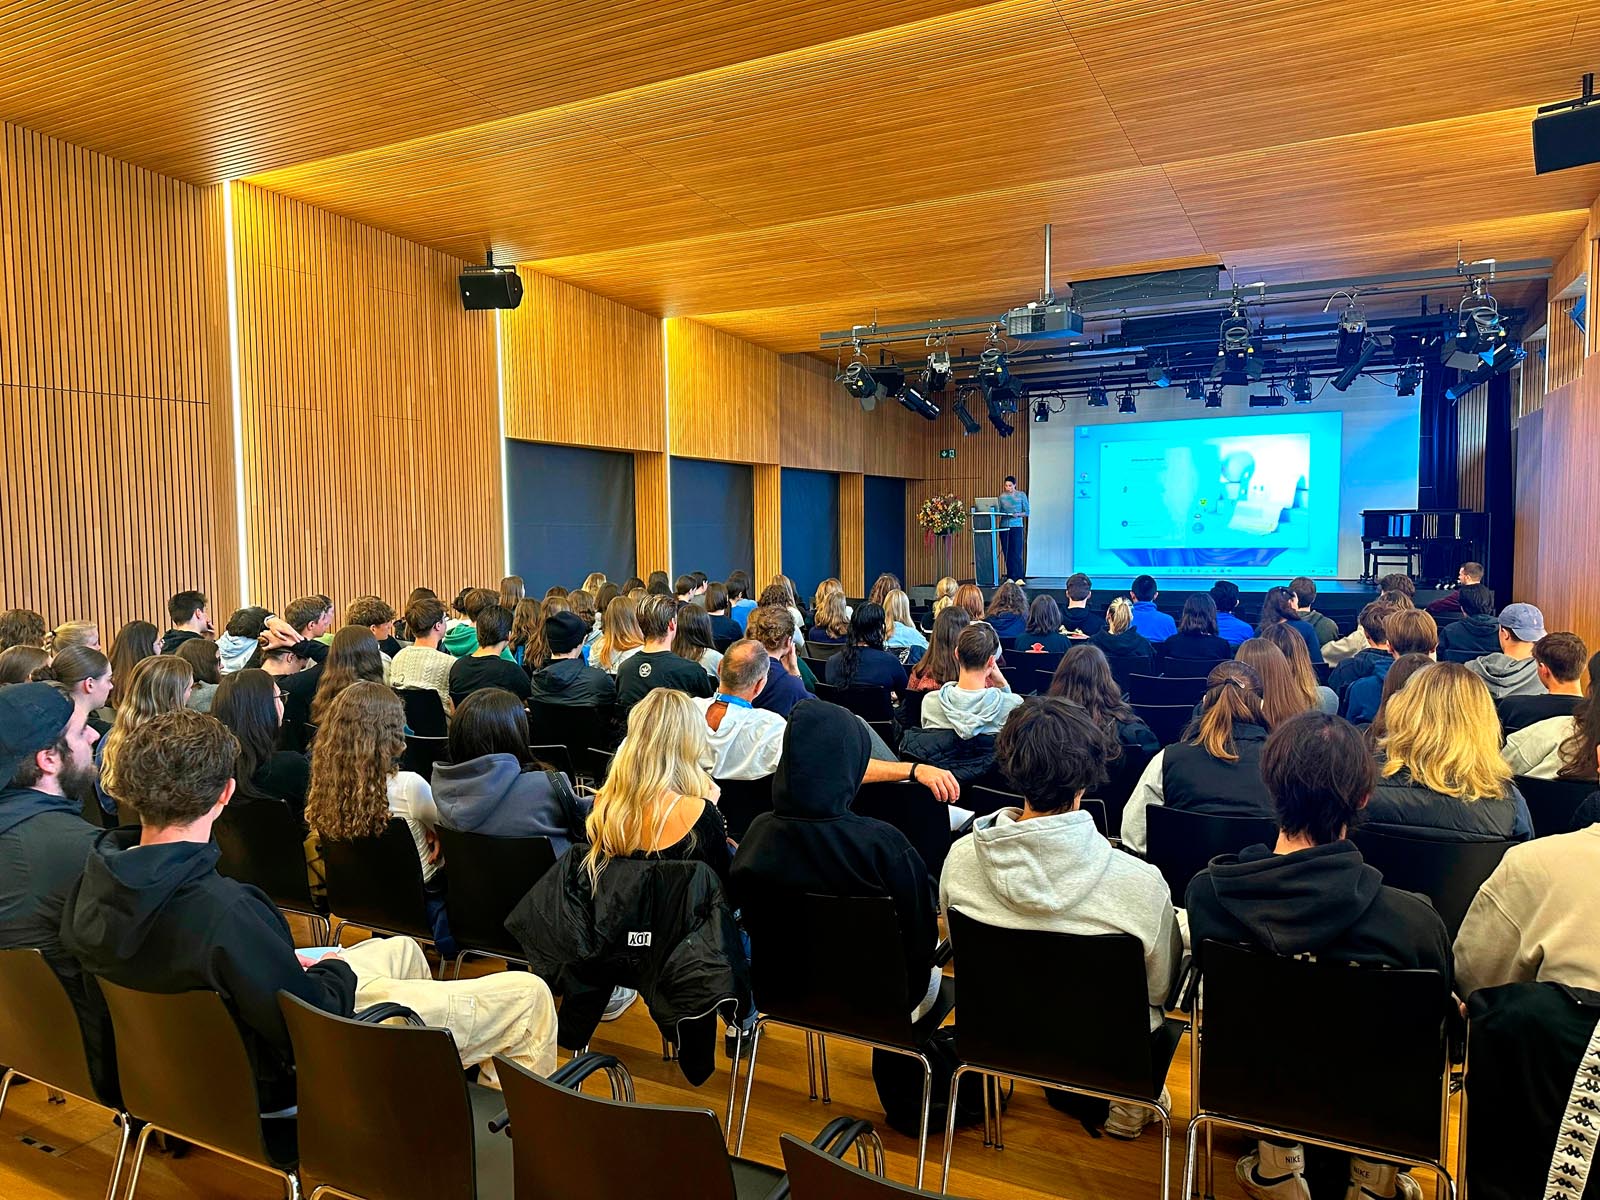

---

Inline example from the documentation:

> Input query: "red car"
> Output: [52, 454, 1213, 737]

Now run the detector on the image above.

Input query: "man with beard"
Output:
[0, 681, 112, 1091]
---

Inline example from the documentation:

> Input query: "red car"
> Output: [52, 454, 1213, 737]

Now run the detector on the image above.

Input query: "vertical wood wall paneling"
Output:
[752, 463, 782, 582]
[838, 472, 865, 595]
[1532, 369, 1600, 651]
[632, 450, 671, 578]
[664, 318, 779, 464]
[501, 271, 665, 452]
[228, 182, 501, 612]
[0, 122, 233, 636]
[1512, 405, 1542, 605]
[1455, 381, 1488, 511]
[904, 418, 1029, 585]
[1547, 298, 1586, 394]
[778, 353, 859, 471]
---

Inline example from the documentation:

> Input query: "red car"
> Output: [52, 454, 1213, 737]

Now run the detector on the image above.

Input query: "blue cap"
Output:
[1497, 603, 1546, 643]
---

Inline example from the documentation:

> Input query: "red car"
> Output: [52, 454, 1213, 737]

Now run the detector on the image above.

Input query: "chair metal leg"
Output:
[103, 1112, 133, 1200]
[123, 1123, 159, 1200]
[328, 919, 345, 946]
[914, 1055, 933, 1190]
[992, 1077, 1003, 1150]
[981, 1072, 994, 1148]
[805, 1032, 818, 1101]
[283, 1169, 303, 1200]
[723, 1022, 743, 1145]
[940, 1064, 968, 1193]
[0, 1068, 14, 1119]
[1182, 1113, 1208, 1200]
[1204, 1124, 1214, 1198]
[1157, 1107, 1172, 1200]
[818, 1034, 832, 1104]
[734, 1020, 766, 1156]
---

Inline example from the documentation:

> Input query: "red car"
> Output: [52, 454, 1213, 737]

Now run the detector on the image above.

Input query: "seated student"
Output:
[1436, 583, 1500, 656]
[593, 595, 645, 677]
[1209, 580, 1254, 647]
[726, 571, 757, 631]
[1090, 597, 1155, 665]
[62, 708, 557, 1107]
[1015, 594, 1071, 654]
[0, 645, 50, 685]
[745, 605, 811, 718]
[1502, 650, 1598, 782]
[1321, 575, 1415, 666]
[1121, 661, 1274, 855]
[1370, 662, 1532, 841]
[1425, 560, 1486, 618]
[1499, 632, 1586, 735]
[1256, 586, 1324, 665]
[1237, 638, 1321, 728]
[1128, 575, 1176, 642]
[160, 589, 212, 655]
[389, 596, 456, 712]
[216, 607, 272, 675]
[431, 689, 587, 853]
[645, 570, 672, 597]
[942, 697, 1179, 1139]
[1364, 654, 1437, 742]
[826, 603, 910, 694]
[342, 595, 401, 660]
[176, 637, 222, 713]
[808, 581, 852, 645]
[702, 583, 743, 645]
[930, 576, 959, 619]
[615, 595, 716, 715]
[442, 587, 497, 657]
[1046, 644, 1160, 761]
[212, 669, 311, 820]
[731, 699, 946, 1025]
[1343, 609, 1438, 725]
[1186, 711, 1451, 1200]
[694, 640, 788, 780]
[673, 573, 702, 607]
[0, 683, 113, 1095]
[952, 582, 986, 624]
[983, 580, 1029, 643]
[760, 579, 808, 652]
[0, 607, 49, 652]
[30, 646, 114, 735]
[285, 625, 383, 748]
[671, 605, 723, 679]
[1465, 603, 1548, 699]
[449, 605, 532, 706]
[530, 610, 618, 709]
[1327, 599, 1402, 696]
[1161, 594, 1230, 663]
[98, 655, 194, 822]
[882, 590, 929, 657]
[1258, 624, 1338, 714]
[920, 623, 1021, 736]
[506, 598, 545, 670]
[1058, 573, 1105, 638]
[908, 607, 971, 695]
[867, 572, 902, 611]
[1287, 577, 1339, 646]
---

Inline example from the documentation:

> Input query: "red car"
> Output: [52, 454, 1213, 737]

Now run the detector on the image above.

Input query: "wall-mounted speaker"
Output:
[1533, 75, 1600, 174]
[458, 263, 524, 310]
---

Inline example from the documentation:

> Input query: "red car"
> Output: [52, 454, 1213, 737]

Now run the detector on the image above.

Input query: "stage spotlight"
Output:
[1290, 368, 1313, 404]
[975, 347, 1011, 395]
[985, 393, 1016, 437]
[895, 383, 940, 421]
[1146, 359, 1173, 388]
[952, 390, 982, 435]
[1249, 380, 1287, 408]
[1033, 398, 1050, 423]
[838, 360, 882, 411]
[1087, 384, 1109, 408]
[1395, 363, 1421, 397]
[1185, 378, 1205, 401]
[1204, 384, 1223, 409]
[1331, 339, 1377, 392]
[922, 349, 953, 393]
[1335, 301, 1368, 365]
[1117, 388, 1137, 415]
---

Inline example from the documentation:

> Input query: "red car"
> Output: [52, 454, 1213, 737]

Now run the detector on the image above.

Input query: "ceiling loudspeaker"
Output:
[458, 256, 524, 310]
[1533, 74, 1600, 174]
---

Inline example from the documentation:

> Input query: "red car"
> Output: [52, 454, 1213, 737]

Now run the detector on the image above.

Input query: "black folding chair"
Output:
[214, 798, 330, 943]
[941, 913, 1185, 1198]
[528, 742, 578, 779]
[99, 981, 300, 1200]
[401, 734, 450, 782]
[0, 949, 131, 1200]
[1108, 656, 1154, 696]
[781, 1133, 948, 1199]
[526, 699, 618, 782]
[853, 780, 960, 881]
[1129, 674, 1208, 706]
[963, 786, 1107, 838]
[736, 894, 950, 1188]
[1439, 649, 1485, 664]
[1144, 806, 1279, 905]
[1159, 657, 1226, 680]
[434, 828, 558, 974]
[1129, 703, 1194, 747]
[1350, 829, 1513, 938]
[716, 775, 775, 841]
[321, 818, 436, 948]
[1184, 942, 1454, 1200]
[815, 682, 897, 725]
[806, 640, 845, 662]
[1512, 774, 1594, 837]
[395, 687, 449, 737]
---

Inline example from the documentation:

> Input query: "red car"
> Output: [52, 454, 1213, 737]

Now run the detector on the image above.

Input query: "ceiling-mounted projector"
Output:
[1004, 300, 1084, 342]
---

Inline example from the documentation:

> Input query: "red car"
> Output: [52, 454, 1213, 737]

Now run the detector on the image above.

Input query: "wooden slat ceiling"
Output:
[5, 0, 1599, 351]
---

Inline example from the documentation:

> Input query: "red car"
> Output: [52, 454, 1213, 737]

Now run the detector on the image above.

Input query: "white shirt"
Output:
[693, 696, 786, 781]
[387, 770, 440, 881]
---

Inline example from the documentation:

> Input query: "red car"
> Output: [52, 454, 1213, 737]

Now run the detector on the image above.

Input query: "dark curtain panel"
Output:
[1483, 372, 1515, 604]
[1417, 362, 1458, 510]
[779, 468, 840, 597]
[864, 475, 907, 587]
[670, 458, 754, 583]
[507, 441, 637, 593]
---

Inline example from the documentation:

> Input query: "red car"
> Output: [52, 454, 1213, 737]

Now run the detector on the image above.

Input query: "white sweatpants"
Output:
[340, 937, 558, 1082]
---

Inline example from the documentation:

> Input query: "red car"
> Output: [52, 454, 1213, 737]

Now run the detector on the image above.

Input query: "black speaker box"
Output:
[458, 267, 524, 310]
[1532, 103, 1600, 174]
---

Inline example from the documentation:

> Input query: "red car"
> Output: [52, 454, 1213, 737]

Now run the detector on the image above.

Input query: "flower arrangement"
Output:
[917, 493, 967, 540]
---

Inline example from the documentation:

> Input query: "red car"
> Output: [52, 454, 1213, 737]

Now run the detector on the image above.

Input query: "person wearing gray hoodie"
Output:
[919, 622, 1022, 738]
[1464, 603, 1549, 699]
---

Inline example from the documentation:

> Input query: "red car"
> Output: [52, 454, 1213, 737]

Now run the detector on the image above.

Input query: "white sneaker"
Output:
[1344, 1158, 1423, 1200]
[600, 986, 638, 1021]
[1236, 1147, 1312, 1200]
[1104, 1087, 1169, 1139]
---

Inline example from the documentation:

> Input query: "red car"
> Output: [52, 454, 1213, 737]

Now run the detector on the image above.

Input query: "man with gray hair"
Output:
[694, 639, 788, 780]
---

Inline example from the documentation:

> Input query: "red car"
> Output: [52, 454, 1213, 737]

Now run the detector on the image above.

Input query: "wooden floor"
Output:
[0, 927, 1461, 1200]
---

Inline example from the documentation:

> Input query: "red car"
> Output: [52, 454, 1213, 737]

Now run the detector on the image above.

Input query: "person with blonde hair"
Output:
[46, 621, 99, 655]
[1369, 662, 1531, 841]
[1090, 596, 1154, 665]
[808, 581, 851, 644]
[1121, 661, 1274, 854]
[882, 589, 927, 656]
[931, 577, 959, 618]
[594, 595, 645, 675]
[97, 654, 193, 823]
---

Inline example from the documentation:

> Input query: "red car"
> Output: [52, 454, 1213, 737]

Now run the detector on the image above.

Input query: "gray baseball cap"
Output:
[1497, 603, 1546, 642]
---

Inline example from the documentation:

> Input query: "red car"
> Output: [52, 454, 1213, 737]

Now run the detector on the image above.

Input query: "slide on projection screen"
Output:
[1027, 379, 1420, 580]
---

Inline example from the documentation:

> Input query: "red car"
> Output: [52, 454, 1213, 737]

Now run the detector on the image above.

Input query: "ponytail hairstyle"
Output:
[31, 644, 111, 693]
[931, 577, 959, 617]
[1104, 596, 1134, 636]
[835, 602, 886, 688]
[47, 621, 100, 654]
[1185, 660, 1267, 763]
[1256, 586, 1298, 633]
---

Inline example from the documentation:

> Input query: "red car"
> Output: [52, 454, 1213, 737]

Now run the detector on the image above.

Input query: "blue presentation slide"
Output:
[1070, 411, 1342, 577]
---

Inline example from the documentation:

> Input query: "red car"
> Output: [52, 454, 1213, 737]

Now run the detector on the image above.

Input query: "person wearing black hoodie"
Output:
[1186, 711, 1450, 1200]
[729, 699, 948, 1022]
[60, 709, 557, 1111]
[528, 610, 618, 707]
[1435, 583, 1500, 657]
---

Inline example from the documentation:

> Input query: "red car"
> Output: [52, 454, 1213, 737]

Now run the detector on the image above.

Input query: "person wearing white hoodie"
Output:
[941, 696, 1180, 1139]
[919, 622, 1021, 738]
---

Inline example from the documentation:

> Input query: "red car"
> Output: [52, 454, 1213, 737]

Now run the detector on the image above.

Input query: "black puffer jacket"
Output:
[897, 725, 998, 781]
[1364, 770, 1531, 842]
[507, 854, 747, 1086]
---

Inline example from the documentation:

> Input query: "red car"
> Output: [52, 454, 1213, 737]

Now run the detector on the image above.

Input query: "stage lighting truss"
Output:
[1290, 368, 1314, 404]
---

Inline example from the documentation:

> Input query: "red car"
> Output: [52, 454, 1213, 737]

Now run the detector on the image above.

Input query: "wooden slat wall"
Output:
[752, 464, 782, 582]
[839, 473, 865, 595]
[905, 422, 1030, 584]
[1455, 381, 1489, 512]
[1525, 366, 1600, 650]
[0, 122, 236, 636]
[665, 318, 780, 464]
[1513, 405, 1542, 606]
[1548, 298, 1586, 394]
[632, 451, 671, 578]
[228, 182, 502, 611]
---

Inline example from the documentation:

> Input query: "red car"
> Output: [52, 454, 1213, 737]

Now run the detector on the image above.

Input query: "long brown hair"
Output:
[498, 575, 526, 610]
[596, 596, 644, 670]
[1047, 643, 1135, 757]
[305, 682, 406, 841]
[1236, 637, 1314, 727]
[523, 596, 572, 672]
[1186, 661, 1267, 763]
[1557, 652, 1600, 782]
[986, 580, 1027, 617]
[107, 619, 160, 710]
[507, 598, 543, 659]
[1366, 654, 1435, 743]
[953, 584, 985, 622]
[867, 573, 901, 610]
[1259, 622, 1321, 702]
[910, 606, 971, 686]
[310, 626, 385, 726]
[100, 655, 193, 798]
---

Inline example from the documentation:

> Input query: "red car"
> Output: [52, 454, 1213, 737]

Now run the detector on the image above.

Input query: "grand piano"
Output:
[1360, 509, 1487, 583]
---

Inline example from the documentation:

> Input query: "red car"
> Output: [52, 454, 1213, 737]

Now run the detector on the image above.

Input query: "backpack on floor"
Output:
[871, 1026, 991, 1138]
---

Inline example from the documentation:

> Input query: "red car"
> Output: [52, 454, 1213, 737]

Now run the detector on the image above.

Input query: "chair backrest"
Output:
[396, 687, 449, 737]
[1098, 740, 1158, 839]
[529, 742, 578, 779]
[997, 664, 1032, 695]
[946, 911, 1156, 1095]
[320, 818, 434, 941]
[400, 735, 450, 782]
[852, 780, 956, 881]
[1107, 656, 1153, 695]
[1439, 648, 1484, 664]
[526, 700, 618, 779]
[1159, 657, 1227, 680]
[214, 798, 322, 915]
[962, 787, 1107, 837]
[1196, 941, 1448, 1162]
[0, 949, 106, 1105]
[1350, 829, 1513, 937]
[781, 1134, 949, 1199]
[98, 979, 286, 1169]
[712, 634, 737, 653]
[1129, 673, 1209, 705]
[1513, 774, 1594, 837]
[714, 775, 775, 840]
[744, 893, 919, 1049]
[806, 640, 845, 662]
[281, 994, 475, 1200]
[814, 681, 896, 724]
[1129, 702, 1194, 747]
[1145, 806, 1279, 905]
[434, 828, 558, 960]
[497, 1052, 736, 1200]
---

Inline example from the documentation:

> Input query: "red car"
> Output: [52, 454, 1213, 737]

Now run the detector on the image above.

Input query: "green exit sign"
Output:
[939, 448, 957, 459]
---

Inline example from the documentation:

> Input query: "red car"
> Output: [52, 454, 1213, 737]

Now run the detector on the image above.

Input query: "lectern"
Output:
[971, 508, 1002, 588]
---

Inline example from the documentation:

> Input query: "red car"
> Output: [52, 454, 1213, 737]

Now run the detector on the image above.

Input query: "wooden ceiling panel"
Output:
[1068, 0, 1597, 162]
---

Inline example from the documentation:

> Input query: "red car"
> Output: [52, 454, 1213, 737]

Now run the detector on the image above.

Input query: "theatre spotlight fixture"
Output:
[1087, 383, 1110, 408]
[894, 380, 940, 421]
[952, 389, 982, 435]
[838, 360, 880, 410]
[1218, 303, 1261, 386]
[986, 392, 1016, 437]
[1250, 380, 1287, 408]
[1033, 398, 1050, 423]
[976, 346, 1011, 394]
[922, 347, 953, 393]
[1328, 292, 1368, 365]
[1146, 359, 1173, 388]
[1290, 367, 1314, 404]
[1444, 284, 1509, 369]
[1331, 339, 1377, 392]
[1204, 384, 1224, 409]
[1185, 378, 1205, 401]
[1395, 363, 1421, 397]
[1116, 388, 1137, 415]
